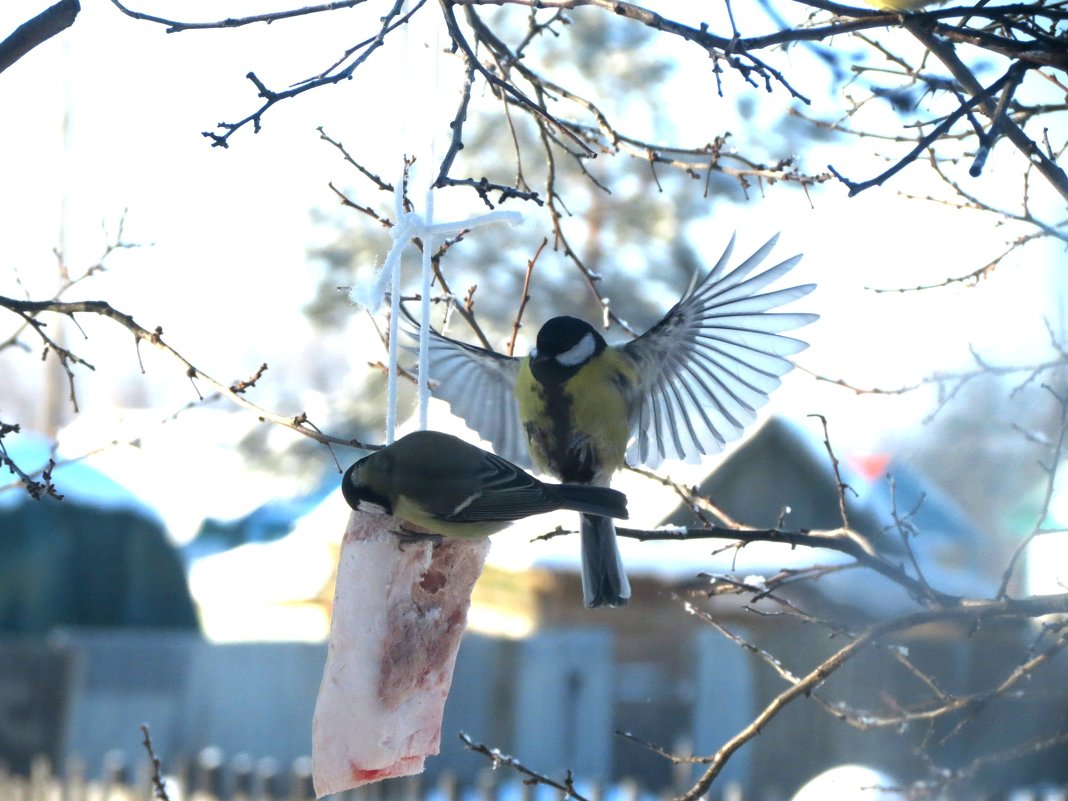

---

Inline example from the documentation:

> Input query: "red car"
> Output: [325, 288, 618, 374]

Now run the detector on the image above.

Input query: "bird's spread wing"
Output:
[443, 452, 557, 522]
[405, 325, 530, 467]
[623, 234, 818, 469]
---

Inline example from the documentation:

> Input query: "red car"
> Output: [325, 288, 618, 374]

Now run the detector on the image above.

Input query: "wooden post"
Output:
[436, 771, 458, 801]
[29, 755, 52, 801]
[194, 748, 225, 801]
[400, 773, 422, 801]
[103, 750, 128, 801]
[62, 755, 87, 801]
[475, 769, 496, 801]
[232, 754, 254, 801]
[289, 757, 313, 801]
[257, 758, 282, 801]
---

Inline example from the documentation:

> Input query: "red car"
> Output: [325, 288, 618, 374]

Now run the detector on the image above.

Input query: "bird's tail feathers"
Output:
[553, 484, 628, 520]
[580, 514, 631, 608]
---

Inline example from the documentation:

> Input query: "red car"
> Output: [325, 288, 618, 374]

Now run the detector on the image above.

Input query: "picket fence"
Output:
[6, 753, 1068, 801]
[0, 754, 730, 801]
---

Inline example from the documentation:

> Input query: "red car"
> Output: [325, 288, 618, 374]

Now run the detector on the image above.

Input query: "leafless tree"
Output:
[2, 0, 1067, 797]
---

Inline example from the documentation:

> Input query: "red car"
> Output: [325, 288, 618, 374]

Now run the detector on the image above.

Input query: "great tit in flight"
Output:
[414, 234, 818, 607]
[342, 430, 629, 540]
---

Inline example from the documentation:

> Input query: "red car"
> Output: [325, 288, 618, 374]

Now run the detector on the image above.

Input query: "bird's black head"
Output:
[531, 316, 606, 371]
[341, 455, 393, 515]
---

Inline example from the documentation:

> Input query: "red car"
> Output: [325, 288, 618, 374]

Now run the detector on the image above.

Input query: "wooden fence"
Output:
[0, 754, 700, 801]
[6, 754, 1068, 801]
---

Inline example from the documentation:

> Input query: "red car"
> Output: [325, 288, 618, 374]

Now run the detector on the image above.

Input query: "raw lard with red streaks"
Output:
[312, 510, 490, 797]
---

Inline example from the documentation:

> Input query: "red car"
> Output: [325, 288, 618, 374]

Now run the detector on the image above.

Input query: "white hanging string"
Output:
[351, 184, 522, 441]
[349, 6, 523, 441]
[417, 185, 435, 430]
[416, 16, 444, 432]
[387, 6, 415, 446]
[386, 195, 404, 443]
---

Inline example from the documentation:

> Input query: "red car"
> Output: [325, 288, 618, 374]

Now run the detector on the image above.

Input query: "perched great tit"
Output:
[342, 430, 629, 540]
[415, 234, 818, 607]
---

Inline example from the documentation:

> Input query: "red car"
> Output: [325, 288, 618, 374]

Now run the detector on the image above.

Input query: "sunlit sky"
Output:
[2, 0, 1064, 537]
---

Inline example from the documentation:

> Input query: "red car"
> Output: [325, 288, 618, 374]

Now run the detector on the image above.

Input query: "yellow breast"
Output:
[515, 349, 635, 480]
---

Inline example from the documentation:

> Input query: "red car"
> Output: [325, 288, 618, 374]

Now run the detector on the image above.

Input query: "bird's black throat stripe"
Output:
[526, 375, 598, 484]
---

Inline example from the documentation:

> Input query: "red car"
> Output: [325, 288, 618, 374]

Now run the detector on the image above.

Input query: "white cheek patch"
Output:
[357, 500, 390, 516]
[556, 332, 596, 367]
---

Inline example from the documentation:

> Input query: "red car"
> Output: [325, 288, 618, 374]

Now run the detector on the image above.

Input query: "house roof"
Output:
[654, 416, 995, 610]
[0, 428, 159, 521]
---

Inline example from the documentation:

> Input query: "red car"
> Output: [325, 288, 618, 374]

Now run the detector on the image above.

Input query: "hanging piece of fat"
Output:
[311, 510, 490, 797]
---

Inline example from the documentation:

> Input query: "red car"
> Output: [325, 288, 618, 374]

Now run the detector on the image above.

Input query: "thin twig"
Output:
[997, 384, 1068, 599]
[506, 238, 546, 357]
[460, 733, 589, 801]
[140, 724, 172, 801]
[0, 295, 374, 451]
[677, 592, 1068, 801]
[614, 524, 956, 607]
[110, 0, 368, 32]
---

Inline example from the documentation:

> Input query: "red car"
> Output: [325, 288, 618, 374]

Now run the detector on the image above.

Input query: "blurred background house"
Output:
[3, 415, 1066, 800]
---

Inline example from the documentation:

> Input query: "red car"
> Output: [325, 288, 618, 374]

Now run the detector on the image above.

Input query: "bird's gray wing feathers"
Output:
[406, 326, 531, 467]
[623, 234, 818, 469]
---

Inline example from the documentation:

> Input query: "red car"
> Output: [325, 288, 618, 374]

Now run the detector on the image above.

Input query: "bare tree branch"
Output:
[677, 594, 1068, 801]
[110, 0, 368, 34]
[997, 384, 1068, 599]
[0, 421, 64, 501]
[506, 238, 546, 357]
[616, 524, 958, 607]
[0, 295, 374, 451]
[0, 0, 80, 75]
[460, 733, 590, 801]
[904, 19, 1068, 203]
[828, 65, 1022, 196]
[201, 0, 422, 147]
